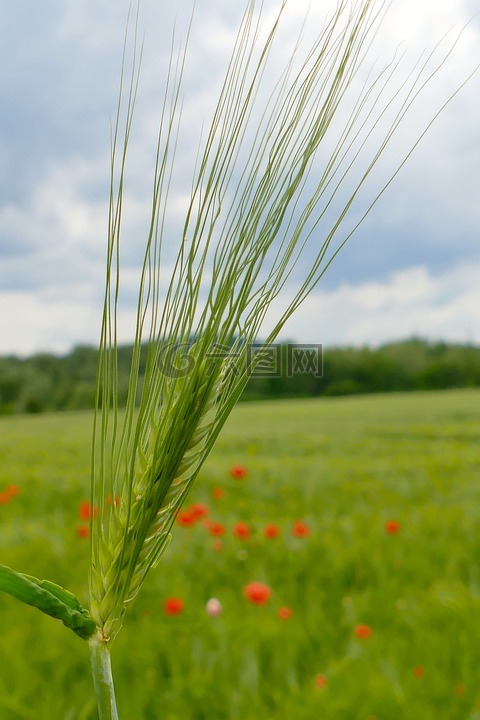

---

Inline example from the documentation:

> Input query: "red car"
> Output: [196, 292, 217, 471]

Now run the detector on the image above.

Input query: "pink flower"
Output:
[206, 598, 222, 616]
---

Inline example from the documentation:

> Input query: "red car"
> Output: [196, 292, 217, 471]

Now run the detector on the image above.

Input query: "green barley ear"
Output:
[89, 0, 474, 645]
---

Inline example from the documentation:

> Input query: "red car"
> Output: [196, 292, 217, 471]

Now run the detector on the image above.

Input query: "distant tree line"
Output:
[0, 338, 479, 415]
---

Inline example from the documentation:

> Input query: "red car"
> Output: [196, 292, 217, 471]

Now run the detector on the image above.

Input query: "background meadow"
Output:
[1, 388, 480, 719]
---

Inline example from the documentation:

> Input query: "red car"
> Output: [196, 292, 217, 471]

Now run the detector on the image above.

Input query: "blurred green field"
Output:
[1, 389, 480, 719]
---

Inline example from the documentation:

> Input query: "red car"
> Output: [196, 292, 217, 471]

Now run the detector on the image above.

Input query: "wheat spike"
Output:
[89, 0, 471, 641]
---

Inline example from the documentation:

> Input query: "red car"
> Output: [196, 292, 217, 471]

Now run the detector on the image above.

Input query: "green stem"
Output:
[89, 632, 119, 720]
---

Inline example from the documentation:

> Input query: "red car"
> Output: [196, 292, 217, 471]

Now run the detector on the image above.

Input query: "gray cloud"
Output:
[0, 0, 478, 353]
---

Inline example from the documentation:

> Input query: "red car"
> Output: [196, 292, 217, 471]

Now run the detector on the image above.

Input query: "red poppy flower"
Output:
[78, 501, 98, 521]
[385, 520, 401, 534]
[190, 503, 209, 520]
[176, 508, 196, 527]
[207, 521, 226, 537]
[315, 674, 327, 689]
[243, 581, 271, 605]
[164, 597, 184, 616]
[292, 520, 310, 538]
[233, 522, 251, 540]
[264, 523, 281, 539]
[6, 484, 19, 497]
[413, 665, 425, 679]
[278, 606, 293, 620]
[354, 624, 372, 640]
[76, 524, 89, 539]
[0, 492, 11, 505]
[79, 501, 90, 520]
[230, 465, 248, 479]
[212, 487, 225, 500]
[212, 539, 223, 552]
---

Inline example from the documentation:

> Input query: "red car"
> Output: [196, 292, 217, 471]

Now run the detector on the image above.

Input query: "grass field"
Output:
[1, 389, 480, 719]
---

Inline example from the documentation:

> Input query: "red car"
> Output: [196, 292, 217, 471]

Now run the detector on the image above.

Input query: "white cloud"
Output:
[0, 287, 139, 357]
[2, 262, 478, 356]
[0, 290, 99, 357]
[274, 263, 480, 346]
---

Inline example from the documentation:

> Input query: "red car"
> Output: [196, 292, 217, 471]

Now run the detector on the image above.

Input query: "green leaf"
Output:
[0, 563, 97, 640]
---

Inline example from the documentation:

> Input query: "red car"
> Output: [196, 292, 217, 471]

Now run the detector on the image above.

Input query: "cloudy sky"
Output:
[0, 0, 479, 356]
